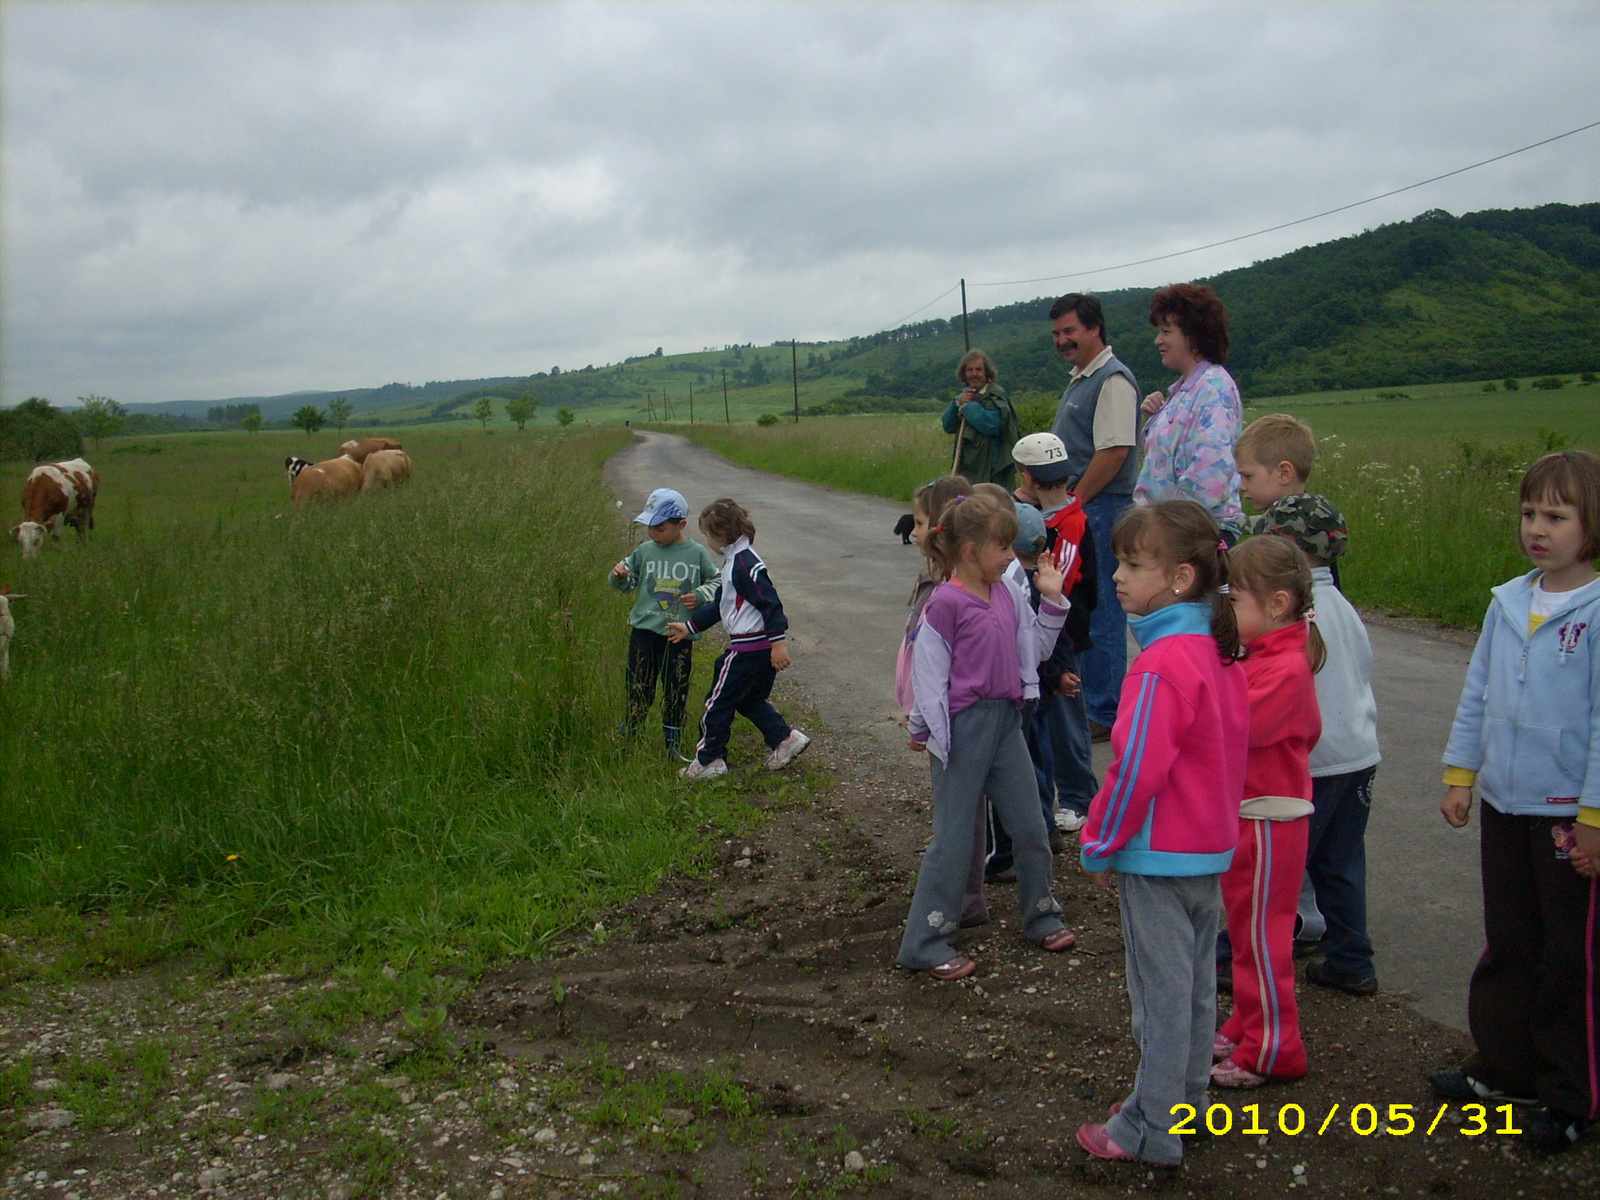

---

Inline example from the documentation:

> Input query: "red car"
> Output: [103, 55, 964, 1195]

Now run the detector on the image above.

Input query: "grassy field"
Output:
[0, 426, 797, 979]
[682, 379, 1600, 627]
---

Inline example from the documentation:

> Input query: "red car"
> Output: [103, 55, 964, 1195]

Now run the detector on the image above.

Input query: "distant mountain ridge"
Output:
[110, 201, 1600, 421]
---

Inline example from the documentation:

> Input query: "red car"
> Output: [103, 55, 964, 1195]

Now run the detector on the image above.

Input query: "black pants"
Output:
[1468, 803, 1600, 1119]
[695, 647, 790, 766]
[625, 628, 692, 743]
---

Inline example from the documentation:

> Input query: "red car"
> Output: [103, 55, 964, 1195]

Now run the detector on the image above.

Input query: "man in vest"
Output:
[1048, 293, 1140, 740]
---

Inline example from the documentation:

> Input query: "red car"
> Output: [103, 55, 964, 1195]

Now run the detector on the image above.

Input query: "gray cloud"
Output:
[4, 1, 1598, 403]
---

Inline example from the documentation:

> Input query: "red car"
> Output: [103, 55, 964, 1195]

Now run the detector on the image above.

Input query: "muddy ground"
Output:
[3, 704, 1597, 1199]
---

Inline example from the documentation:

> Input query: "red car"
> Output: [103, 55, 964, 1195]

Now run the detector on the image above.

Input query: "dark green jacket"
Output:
[940, 384, 1018, 487]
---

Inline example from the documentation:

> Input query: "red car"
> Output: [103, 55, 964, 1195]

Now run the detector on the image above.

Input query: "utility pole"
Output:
[645, 390, 654, 421]
[689, 383, 694, 425]
[791, 339, 799, 423]
[722, 369, 730, 424]
[961, 278, 970, 350]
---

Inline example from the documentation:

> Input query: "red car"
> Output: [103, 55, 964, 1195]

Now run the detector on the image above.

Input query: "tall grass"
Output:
[0, 430, 767, 970]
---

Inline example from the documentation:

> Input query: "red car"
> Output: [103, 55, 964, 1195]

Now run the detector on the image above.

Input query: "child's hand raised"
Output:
[665, 621, 691, 644]
[1035, 540, 1074, 604]
[611, 560, 630, 579]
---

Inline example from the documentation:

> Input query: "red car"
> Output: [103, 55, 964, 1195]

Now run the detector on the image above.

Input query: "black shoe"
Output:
[1292, 938, 1324, 960]
[985, 860, 1017, 884]
[1305, 959, 1378, 996]
[1088, 720, 1113, 743]
[1522, 1106, 1596, 1156]
[1428, 1066, 1536, 1106]
[1048, 828, 1067, 856]
[1215, 964, 1233, 995]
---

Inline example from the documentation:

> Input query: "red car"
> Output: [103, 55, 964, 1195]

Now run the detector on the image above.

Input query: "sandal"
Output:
[928, 957, 977, 981]
[1077, 1123, 1139, 1162]
[1041, 928, 1077, 953]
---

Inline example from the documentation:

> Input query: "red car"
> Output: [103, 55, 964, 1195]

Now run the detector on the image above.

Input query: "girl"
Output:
[1076, 499, 1249, 1167]
[666, 498, 810, 780]
[1212, 536, 1324, 1089]
[1436, 449, 1600, 1156]
[902, 491, 1078, 979]
[895, 475, 971, 717]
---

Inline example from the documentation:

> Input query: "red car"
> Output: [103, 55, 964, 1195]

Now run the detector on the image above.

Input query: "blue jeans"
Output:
[1041, 644, 1097, 815]
[1082, 492, 1133, 728]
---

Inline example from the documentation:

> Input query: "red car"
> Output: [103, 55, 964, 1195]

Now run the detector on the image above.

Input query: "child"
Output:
[1076, 499, 1249, 1167]
[902, 491, 1078, 979]
[1012, 432, 1099, 833]
[610, 487, 720, 757]
[666, 498, 810, 780]
[1235, 414, 1380, 995]
[1212, 536, 1323, 1089]
[1434, 449, 1600, 1156]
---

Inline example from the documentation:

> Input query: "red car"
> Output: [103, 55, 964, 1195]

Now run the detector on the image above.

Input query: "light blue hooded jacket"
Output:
[1442, 570, 1600, 819]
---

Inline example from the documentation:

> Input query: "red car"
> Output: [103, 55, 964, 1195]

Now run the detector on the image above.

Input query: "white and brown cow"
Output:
[11, 458, 99, 557]
[0, 586, 22, 680]
[339, 437, 403, 464]
[361, 448, 412, 490]
[285, 455, 363, 503]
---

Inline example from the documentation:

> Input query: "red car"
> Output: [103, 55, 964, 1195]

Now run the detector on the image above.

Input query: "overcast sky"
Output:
[3, 1, 1598, 405]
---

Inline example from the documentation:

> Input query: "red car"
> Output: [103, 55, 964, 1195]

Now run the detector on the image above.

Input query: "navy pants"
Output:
[1081, 492, 1132, 728]
[626, 628, 692, 746]
[1041, 643, 1098, 817]
[694, 647, 790, 766]
[1305, 767, 1376, 977]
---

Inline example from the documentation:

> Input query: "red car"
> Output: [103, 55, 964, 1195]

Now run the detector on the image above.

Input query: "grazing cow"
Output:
[285, 455, 363, 503]
[0, 587, 19, 680]
[361, 448, 412, 490]
[11, 457, 99, 557]
[339, 437, 403, 464]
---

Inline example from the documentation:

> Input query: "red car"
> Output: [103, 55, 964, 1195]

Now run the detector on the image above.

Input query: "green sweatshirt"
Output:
[610, 538, 721, 634]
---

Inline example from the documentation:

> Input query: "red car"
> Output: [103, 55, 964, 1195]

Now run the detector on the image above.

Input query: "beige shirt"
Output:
[1070, 345, 1139, 451]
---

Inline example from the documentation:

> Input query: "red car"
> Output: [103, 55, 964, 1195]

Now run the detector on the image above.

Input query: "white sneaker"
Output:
[764, 730, 811, 771]
[680, 758, 728, 781]
[1055, 809, 1087, 833]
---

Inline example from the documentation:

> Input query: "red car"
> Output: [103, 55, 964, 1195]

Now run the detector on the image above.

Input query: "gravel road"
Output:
[606, 430, 1482, 1030]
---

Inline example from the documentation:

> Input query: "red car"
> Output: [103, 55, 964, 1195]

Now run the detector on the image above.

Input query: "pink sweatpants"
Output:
[1221, 815, 1309, 1080]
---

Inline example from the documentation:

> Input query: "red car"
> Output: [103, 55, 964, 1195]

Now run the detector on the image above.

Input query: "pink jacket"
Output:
[1240, 621, 1321, 819]
[1080, 602, 1249, 876]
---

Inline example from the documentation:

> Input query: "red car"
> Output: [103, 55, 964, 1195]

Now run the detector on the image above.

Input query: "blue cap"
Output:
[634, 487, 688, 525]
[1012, 502, 1047, 553]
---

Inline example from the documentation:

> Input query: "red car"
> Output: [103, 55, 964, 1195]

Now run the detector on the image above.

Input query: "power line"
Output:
[876, 116, 1600, 329]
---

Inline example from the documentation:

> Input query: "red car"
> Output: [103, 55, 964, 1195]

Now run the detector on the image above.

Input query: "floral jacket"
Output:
[1133, 362, 1243, 531]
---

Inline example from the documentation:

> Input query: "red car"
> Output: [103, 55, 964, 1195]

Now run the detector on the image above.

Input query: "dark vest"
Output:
[1050, 352, 1140, 496]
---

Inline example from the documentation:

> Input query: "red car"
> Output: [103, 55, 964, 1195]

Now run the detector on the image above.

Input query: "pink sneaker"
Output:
[1213, 1032, 1238, 1062]
[1211, 1057, 1266, 1089]
[1076, 1123, 1139, 1162]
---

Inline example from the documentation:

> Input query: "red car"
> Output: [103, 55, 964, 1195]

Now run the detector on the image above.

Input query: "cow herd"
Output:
[286, 437, 412, 503]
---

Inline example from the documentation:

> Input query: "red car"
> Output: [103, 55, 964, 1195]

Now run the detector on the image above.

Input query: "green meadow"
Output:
[681, 376, 1600, 628]
[0, 426, 795, 977]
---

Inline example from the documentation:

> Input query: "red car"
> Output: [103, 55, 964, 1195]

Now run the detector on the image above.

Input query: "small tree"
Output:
[556, 406, 575, 427]
[76, 394, 126, 446]
[240, 412, 263, 435]
[475, 396, 495, 432]
[1531, 376, 1567, 391]
[1480, 381, 1497, 393]
[1502, 377, 1521, 391]
[292, 405, 325, 437]
[505, 395, 537, 431]
[757, 412, 779, 427]
[327, 396, 353, 434]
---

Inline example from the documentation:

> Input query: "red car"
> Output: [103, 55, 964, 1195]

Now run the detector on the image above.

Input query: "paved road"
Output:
[606, 431, 1480, 1030]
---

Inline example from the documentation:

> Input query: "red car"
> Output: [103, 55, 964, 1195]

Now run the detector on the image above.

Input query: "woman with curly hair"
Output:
[1135, 284, 1244, 541]
[941, 349, 1019, 488]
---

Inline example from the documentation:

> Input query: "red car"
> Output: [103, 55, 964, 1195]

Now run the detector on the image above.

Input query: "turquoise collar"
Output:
[1128, 602, 1212, 648]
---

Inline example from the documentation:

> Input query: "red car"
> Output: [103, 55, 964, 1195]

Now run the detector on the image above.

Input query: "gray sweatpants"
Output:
[899, 700, 1065, 969]
[1106, 871, 1222, 1166]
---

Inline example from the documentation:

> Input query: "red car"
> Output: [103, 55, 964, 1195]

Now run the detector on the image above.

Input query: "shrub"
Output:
[1582, 372, 1597, 384]
[756, 413, 780, 427]
[1530, 376, 1567, 391]
[1502, 377, 1521, 391]
[1480, 382, 1497, 393]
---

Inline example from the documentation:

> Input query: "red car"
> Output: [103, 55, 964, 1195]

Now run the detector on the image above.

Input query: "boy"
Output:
[1235, 414, 1381, 996]
[610, 487, 720, 758]
[1012, 432, 1099, 834]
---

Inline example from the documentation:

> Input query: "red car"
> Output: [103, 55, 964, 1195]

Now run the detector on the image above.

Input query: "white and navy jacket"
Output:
[685, 536, 789, 652]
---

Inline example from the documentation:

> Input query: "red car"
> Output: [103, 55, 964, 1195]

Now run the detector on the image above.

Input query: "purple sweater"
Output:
[908, 577, 1067, 764]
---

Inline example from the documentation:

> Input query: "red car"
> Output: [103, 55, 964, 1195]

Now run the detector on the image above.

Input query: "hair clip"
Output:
[1215, 540, 1228, 552]
[955, 494, 967, 502]
[931, 524, 943, 533]
[1305, 609, 1318, 624]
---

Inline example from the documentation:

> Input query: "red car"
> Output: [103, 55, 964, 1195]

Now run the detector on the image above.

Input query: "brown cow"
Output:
[285, 455, 363, 503]
[339, 437, 403, 464]
[11, 457, 99, 557]
[361, 449, 412, 490]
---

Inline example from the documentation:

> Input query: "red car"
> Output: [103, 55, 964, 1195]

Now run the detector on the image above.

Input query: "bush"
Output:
[1502, 377, 1521, 391]
[756, 413, 780, 427]
[1531, 376, 1567, 390]
[1582, 372, 1597, 384]
[1480, 382, 1497, 392]
[0, 397, 85, 463]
